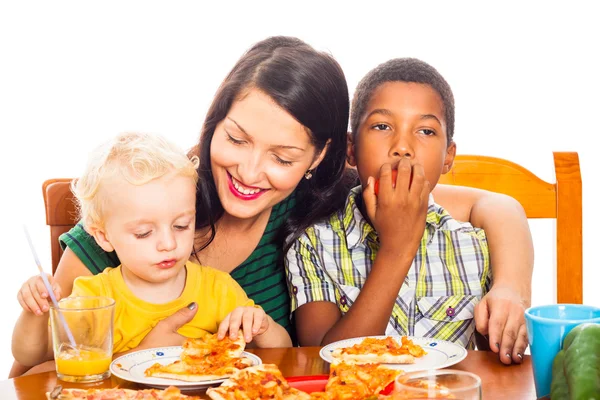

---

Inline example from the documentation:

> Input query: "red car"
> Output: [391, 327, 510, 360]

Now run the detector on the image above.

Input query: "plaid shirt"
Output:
[285, 186, 491, 348]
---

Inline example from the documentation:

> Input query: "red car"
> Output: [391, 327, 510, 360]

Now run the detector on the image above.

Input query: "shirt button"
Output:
[446, 306, 456, 318]
[292, 286, 298, 294]
[340, 296, 348, 306]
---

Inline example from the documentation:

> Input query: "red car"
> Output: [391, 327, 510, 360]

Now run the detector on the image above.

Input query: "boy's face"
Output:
[91, 170, 196, 285]
[348, 81, 456, 191]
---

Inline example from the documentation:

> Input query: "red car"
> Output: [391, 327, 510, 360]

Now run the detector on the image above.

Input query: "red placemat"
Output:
[287, 375, 329, 393]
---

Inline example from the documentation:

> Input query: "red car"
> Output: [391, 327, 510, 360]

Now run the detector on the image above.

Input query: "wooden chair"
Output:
[438, 152, 582, 304]
[42, 178, 77, 274]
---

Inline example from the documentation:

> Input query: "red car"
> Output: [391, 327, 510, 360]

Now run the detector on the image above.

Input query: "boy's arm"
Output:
[290, 163, 428, 346]
[12, 312, 53, 367]
[293, 247, 415, 346]
[434, 184, 532, 364]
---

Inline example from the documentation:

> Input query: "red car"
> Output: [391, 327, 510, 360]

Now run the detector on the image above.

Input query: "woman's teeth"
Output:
[232, 177, 261, 195]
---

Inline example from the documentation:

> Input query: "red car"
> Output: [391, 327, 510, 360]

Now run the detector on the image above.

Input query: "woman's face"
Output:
[210, 88, 325, 220]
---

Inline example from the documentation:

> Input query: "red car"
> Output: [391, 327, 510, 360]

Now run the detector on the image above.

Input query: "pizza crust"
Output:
[331, 349, 415, 364]
[46, 386, 200, 399]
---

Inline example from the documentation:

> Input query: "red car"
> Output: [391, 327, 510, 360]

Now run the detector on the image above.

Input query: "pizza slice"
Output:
[145, 357, 253, 382]
[46, 385, 200, 399]
[145, 333, 253, 382]
[181, 332, 246, 364]
[206, 364, 312, 400]
[309, 362, 401, 400]
[331, 336, 427, 364]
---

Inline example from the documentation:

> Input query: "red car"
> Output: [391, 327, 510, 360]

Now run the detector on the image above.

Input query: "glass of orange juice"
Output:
[50, 296, 115, 383]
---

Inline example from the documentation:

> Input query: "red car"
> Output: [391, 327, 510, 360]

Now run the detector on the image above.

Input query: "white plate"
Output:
[110, 346, 262, 391]
[319, 335, 467, 372]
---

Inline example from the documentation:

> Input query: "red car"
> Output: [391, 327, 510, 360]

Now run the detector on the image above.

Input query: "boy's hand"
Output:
[474, 285, 528, 365]
[17, 274, 62, 315]
[217, 306, 269, 343]
[363, 159, 430, 252]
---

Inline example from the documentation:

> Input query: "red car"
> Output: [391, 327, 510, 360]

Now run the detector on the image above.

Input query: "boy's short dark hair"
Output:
[351, 58, 455, 144]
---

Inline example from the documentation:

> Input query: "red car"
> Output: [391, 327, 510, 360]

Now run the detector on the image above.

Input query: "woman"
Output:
[12, 36, 531, 377]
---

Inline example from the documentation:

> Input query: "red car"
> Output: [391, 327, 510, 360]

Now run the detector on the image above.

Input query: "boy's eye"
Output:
[419, 128, 436, 136]
[372, 123, 391, 131]
[174, 225, 190, 231]
[226, 132, 245, 145]
[135, 231, 151, 239]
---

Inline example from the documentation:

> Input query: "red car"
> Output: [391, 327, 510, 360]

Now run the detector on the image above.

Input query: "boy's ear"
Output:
[309, 139, 331, 171]
[442, 141, 457, 174]
[346, 132, 357, 167]
[88, 224, 115, 253]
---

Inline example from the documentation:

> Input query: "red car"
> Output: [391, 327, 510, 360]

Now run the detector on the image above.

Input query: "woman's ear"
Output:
[309, 139, 332, 171]
[443, 141, 457, 174]
[346, 132, 357, 167]
[88, 225, 115, 253]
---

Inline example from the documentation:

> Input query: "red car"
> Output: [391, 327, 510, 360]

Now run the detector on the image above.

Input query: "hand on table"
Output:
[475, 284, 529, 365]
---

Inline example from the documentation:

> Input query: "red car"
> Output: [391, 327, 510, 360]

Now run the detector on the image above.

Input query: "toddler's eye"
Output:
[174, 225, 190, 231]
[135, 231, 151, 239]
[419, 129, 435, 136]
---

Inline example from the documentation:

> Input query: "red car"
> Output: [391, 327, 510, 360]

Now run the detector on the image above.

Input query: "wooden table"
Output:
[1, 348, 537, 400]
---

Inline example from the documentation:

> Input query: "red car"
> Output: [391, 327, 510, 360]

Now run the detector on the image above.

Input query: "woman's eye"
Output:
[135, 231, 151, 239]
[372, 123, 390, 131]
[226, 133, 245, 145]
[419, 128, 436, 136]
[274, 156, 293, 166]
[174, 225, 190, 231]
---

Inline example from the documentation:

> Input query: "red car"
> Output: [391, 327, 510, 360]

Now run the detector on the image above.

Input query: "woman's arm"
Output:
[433, 184, 533, 364]
[53, 247, 94, 295]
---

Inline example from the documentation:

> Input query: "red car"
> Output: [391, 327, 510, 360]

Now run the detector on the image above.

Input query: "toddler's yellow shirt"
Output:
[71, 261, 254, 354]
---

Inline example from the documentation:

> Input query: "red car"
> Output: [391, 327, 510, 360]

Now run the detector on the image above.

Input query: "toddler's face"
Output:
[349, 81, 455, 191]
[97, 170, 196, 285]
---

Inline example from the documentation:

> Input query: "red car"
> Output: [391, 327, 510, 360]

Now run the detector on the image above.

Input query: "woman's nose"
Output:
[237, 152, 265, 185]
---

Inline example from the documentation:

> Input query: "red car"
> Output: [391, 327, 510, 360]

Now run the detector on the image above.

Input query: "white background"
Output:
[0, 1, 598, 378]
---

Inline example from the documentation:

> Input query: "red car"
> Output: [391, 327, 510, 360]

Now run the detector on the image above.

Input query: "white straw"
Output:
[23, 226, 77, 349]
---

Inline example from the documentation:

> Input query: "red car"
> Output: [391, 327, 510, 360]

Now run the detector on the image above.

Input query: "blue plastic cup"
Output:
[524, 304, 600, 398]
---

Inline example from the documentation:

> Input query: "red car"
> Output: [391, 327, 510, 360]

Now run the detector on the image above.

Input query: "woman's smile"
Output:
[227, 171, 269, 200]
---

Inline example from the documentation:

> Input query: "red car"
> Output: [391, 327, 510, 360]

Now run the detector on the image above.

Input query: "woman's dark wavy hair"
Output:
[189, 36, 355, 255]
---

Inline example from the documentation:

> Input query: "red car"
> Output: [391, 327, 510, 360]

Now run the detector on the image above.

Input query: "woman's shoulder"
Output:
[59, 223, 120, 274]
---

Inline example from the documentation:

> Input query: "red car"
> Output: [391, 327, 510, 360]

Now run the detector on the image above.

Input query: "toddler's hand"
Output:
[217, 306, 270, 343]
[17, 273, 62, 315]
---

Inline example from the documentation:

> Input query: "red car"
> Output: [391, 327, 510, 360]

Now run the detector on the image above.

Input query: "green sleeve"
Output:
[59, 223, 120, 275]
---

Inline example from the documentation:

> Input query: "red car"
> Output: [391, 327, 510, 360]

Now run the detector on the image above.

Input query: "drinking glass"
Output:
[393, 369, 482, 399]
[50, 296, 115, 383]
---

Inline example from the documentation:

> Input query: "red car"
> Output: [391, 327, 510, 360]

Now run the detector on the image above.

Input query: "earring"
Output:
[304, 170, 313, 180]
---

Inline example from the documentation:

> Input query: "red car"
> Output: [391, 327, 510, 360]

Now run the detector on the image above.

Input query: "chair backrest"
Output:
[42, 179, 77, 274]
[438, 152, 582, 304]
